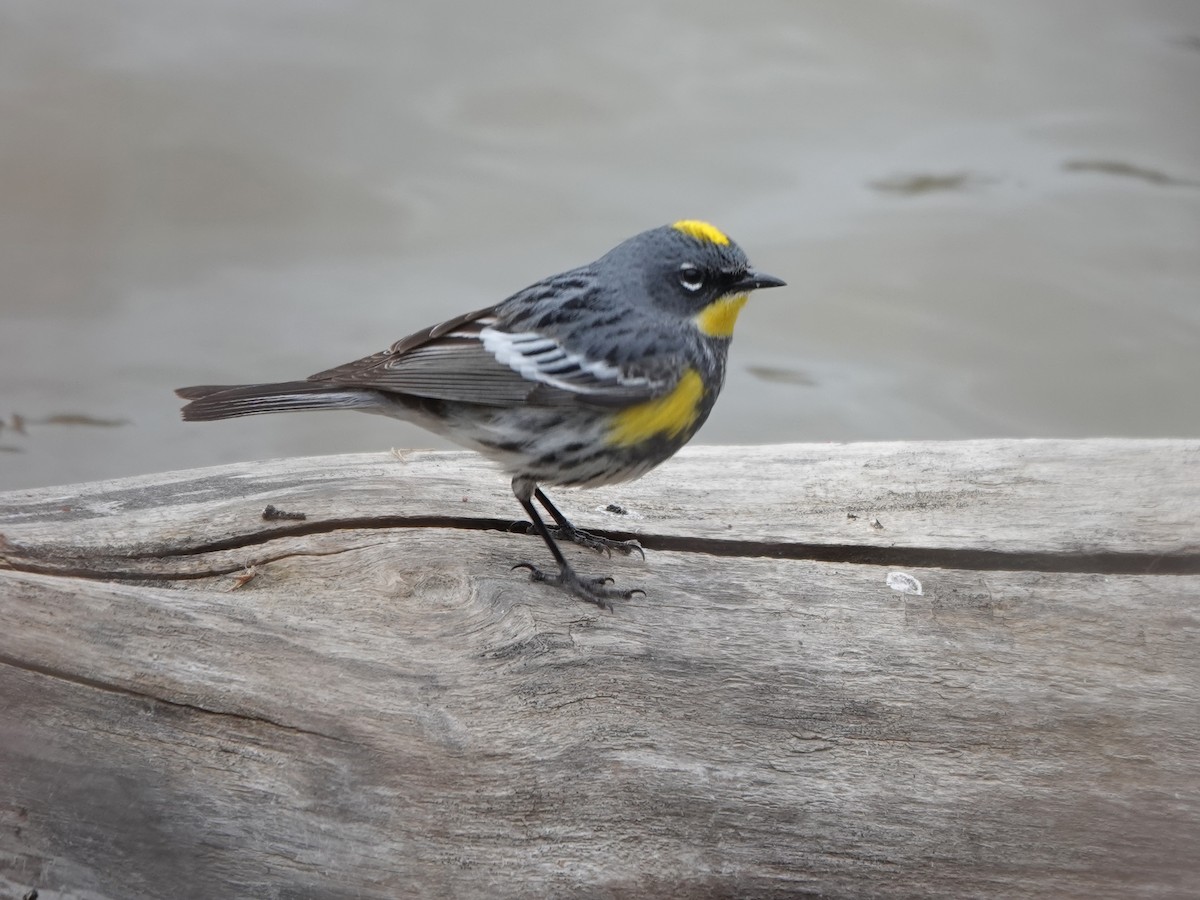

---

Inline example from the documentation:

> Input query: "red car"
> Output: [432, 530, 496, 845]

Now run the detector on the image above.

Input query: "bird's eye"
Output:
[678, 264, 705, 292]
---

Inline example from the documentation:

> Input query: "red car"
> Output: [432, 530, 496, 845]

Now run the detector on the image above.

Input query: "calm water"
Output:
[2, 0, 1198, 489]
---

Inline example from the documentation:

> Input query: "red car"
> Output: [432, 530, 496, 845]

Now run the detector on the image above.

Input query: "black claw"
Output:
[548, 524, 645, 560]
[510, 562, 643, 610]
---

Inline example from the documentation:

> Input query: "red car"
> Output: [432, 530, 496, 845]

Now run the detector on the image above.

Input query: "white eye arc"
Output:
[678, 264, 705, 292]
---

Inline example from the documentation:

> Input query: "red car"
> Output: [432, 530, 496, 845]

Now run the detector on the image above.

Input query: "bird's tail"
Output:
[176, 382, 382, 422]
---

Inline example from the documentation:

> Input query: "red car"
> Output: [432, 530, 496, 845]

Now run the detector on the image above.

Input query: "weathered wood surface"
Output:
[1, 439, 1197, 899]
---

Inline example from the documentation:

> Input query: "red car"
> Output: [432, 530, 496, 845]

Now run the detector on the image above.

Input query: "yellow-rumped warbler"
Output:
[177, 220, 785, 607]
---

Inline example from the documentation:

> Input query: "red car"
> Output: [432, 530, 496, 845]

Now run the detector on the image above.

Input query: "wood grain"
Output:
[1, 440, 1197, 899]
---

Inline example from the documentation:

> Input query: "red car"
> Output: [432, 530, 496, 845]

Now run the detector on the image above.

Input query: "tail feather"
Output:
[176, 381, 382, 422]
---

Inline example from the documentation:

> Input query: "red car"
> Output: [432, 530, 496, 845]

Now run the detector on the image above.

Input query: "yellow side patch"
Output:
[694, 293, 749, 338]
[608, 369, 705, 447]
[672, 220, 730, 246]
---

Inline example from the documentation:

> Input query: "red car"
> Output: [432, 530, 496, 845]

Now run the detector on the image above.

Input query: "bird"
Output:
[177, 220, 785, 608]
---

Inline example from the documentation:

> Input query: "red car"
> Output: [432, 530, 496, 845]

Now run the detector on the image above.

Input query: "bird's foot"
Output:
[547, 523, 645, 560]
[511, 562, 645, 611]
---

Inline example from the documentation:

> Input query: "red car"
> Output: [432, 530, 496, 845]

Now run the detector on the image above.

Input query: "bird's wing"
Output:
[307, 305, 671, 408]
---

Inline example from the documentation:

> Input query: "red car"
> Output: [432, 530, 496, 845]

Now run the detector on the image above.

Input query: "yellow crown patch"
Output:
[671, 220, 730, 246]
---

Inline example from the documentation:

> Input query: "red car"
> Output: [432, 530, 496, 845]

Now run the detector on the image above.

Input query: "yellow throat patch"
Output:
[608, 369, 705, 447]
[671, 220, 730, 246]
[694, 293, 749, 338]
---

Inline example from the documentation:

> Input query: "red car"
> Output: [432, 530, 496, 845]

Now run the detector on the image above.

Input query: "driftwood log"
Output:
[1, 439, 1197, 899]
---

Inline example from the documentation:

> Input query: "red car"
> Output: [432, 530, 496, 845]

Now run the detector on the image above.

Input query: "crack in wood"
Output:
[3, 514, 1198, 579]
[0, 652, 352, 745]
[648, 535, 1200, 576]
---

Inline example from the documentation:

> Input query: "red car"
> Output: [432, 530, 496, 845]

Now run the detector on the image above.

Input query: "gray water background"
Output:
[2, 0, 1198, 490]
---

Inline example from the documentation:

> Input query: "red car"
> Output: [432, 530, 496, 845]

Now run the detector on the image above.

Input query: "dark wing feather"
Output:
[306, 306, 538, 406]
[305, 304, 673, 408]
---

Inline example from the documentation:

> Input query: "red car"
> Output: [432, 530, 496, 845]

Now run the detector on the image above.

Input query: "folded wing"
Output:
[307, 306, 673, 408]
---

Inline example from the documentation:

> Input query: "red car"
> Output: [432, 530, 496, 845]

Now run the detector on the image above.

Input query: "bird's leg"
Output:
[510, 478, 644, 609]
[534, 487, 644, 559]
